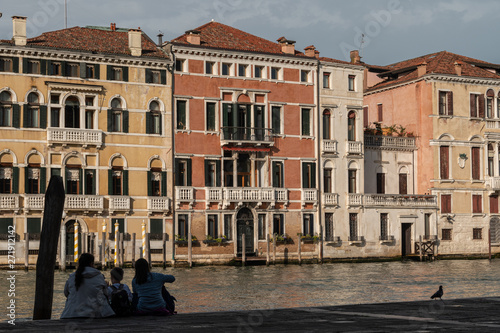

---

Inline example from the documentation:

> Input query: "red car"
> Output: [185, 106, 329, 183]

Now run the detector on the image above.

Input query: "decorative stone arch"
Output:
[469, 135, 484, 143]
[108, 94, 127, 110]
[147, 97, 165, 112]
[148, 155, 166, 170]
[24, 149, 46, 166]
[398, 165, 410, 174]
[437, 133, 454, 141]
[62, 151, 86, 167]
[236, 93, 251, 104]
[24, 88, 45, 104]
[62, 216, 89, 233]
[323, 159, 335, 169]
[61, 93, 84, 106]
[0, 149, 17, 164]
[376, 165, 387, 174]
[347, 109, 360, 118]
[109, 153, 128, 169]
[348, 160, 359, 170]
[0, 87, 18, 103]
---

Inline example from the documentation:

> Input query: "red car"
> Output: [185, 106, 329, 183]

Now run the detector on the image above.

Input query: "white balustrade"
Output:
[275, 189, 288, 202]
[0, 194, 19, 210]
[109, 196, 130, 211]
[347, 193, 363, 206]
[176, 187, 194, 201]
[302, 189, 318, 202]
[364, 194, 437, 207]
[322, 140, 338, 154]
[346, 141, 363, 154]
[147, 197, 171, 211]
[323, 193, 339, 206]
[65, 195, 104, 210]
[25, 194, 45, 210]
[47, 128, 103, 147]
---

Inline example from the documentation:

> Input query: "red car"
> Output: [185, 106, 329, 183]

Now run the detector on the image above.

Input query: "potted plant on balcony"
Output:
[203, 235, 228, 245]
[299, 233, 320, 243]
[269, 233, 291, 244]
[175, 234, 198, 246]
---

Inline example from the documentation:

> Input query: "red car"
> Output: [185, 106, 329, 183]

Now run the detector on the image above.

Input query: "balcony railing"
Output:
[224, 188, 275, 202]
[206, 188, 223, 201]
[322, 140, 338, 154]
[109, 196, 130, 212]
[65, 195, 104, 212]
[323, 193, 339, 206]
[275, 188, 288, 202]
[47, 127, 103, 148]
[221, 127, 273, 145]
[364, 194, 437, 207]
[301, 189, 318, 207]
[486, 120, 500, 129]
[488, 177, 500, 190]
[25, 194, 45, 211]
[346, 141, 363, 154]
[176, 187, 194, 201]
[147, 197, 171, 213]
[347, 193, 363, 206]
[0, 194, 20, 211]
[364, 135, 416, 149]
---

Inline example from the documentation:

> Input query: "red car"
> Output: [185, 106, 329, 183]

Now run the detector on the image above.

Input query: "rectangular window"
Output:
[439, 91, 453, 116]
[175, 159, 191, 186]
[50, 61, 62, 76]
[176, 100, 187, 130]
[348, 75, 356, 91]
[376, 173, 385, 194]
[85, 110, 94, 129]
[25, 106, 39, 128]
[303, 214, 314, 236]
[205, 160, 217, 187]
[473, 228, 482, 240]
[222, 63, 231, 76]
[26, 166, 40, 194]
[324, 168, 332, 193]
[254, 214, 263, 240]
[424, 214, 431, 238]
[472, 147, 480, 180]
[111, 169, 122, 195]
[473, 194, 482, 213]
[66, 62, 80, 77]
[0, 57, 13, 72]
[177, 214, 188, 239]
[86, 64, 96, 79]
[271, 67, 280, 80]
[255, 66, 264, 78]
[0, 104, 12, 127]
[301, 108, 311, 136]
[349, 213, 358, 240]
[27, 217, 41, 235]
[150, 219, 163, 236]
[302, 162, 316, 188]
[399, 173, 408, 195]
[323, 72, 330, 88]
[238, 64, 247, 77]
[205, 61, 214, 75]
[0, 218, 13, 234]
[207, 215, 218, 238]
[325, 213, 334, 241]
[85, 169, 95, 195]
[273, 214, 284, 236]
[271, 106, 281, 134]
[206, 102, 216, 131]
[377, 104, 383, 122]
[348, 169, 357, 193]
[224, 215, 232, 240]
[27, 60, 40, 74]
[440, 146, 449, 180]
[441, 194, 451, 213]
[149, 169, 161, 196]
[363, 106, 369, 128]
[442, 228, 452, 241]
[470, 93, 485, 118]
[112, 111, 122, 132]
[380, 213, 388, 240]
[50, 108, 60, 127]
[175, 59, 185, 72]
[113, 67, 123, 81]
[272, 161, 283, 188]
[66, 167, 81, 195]
[301, 70, 310, 83]
[490, 195, 499, 214]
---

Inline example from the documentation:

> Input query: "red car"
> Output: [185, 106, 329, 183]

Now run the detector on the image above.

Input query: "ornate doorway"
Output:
[236, 208, 254, 255]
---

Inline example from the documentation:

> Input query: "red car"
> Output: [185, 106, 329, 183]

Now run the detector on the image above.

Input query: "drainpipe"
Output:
[316, 59, 323, 261]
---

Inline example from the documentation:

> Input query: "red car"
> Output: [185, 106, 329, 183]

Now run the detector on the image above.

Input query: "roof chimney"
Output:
[454, 61, 462, 76]
[128, 28, 142, 56]
[350, 50, 361, 64]
[417, 61, 427, 77]
[157, 32, 164, 46]
[186, 30, 201, 45]
[305, 45, 319, 59]
[277, 37, 296, 55]
[110, 23, 116, 31]
[12, 16, 27, 46]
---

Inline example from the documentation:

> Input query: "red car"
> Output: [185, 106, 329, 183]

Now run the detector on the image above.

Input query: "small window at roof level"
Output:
[66, 62, 80, 77]
[222, 63, 231, 76]
[323, 72, 330, 88]
[348, 75, 356, 91]
[255, 65, 264, 78]
[27, 59, 40, 74]
[175, 59, 185, 72]
[238, 64, 247, 77]
[206, 61, 215, 74]
[301, 70, 310, 83]
[0, 57, 13, 72]
[271, 67, 280, 80]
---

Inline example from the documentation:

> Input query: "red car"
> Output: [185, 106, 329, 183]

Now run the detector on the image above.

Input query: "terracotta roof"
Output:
[319, 56, 357, 66]
[171, 21, 307, 56]
[1, 26, 168, 59]
[367, 51, 500, 92]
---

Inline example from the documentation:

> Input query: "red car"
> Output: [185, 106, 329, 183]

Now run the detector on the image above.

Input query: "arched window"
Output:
[323, 110, 331, 140]
[25, 92, 42, 128]
[487, 89, 494, 119]
[147, 100, 161, 135]
[488, 144, 495, 177]
[348, 111, 356, 141]
[0, 91, 14, 127]
[108, 98, 128, 133]
[65, 96, 80, 128]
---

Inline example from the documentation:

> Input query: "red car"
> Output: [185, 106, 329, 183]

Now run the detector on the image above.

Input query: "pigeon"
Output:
[431, 286, 443, 300]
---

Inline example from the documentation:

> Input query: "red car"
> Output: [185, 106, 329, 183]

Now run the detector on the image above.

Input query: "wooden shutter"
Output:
[441, 194, 451, 213]
[490, 196, 499, 214]
[302, 163, 307, 188]
[207, 103, 216, 131]
[174, 159, 181, 186]
[22, 104, 29, 128]
[272, 106, 280, 134]
[123, 170, 129, 195]
[377, 173, 385, 194]
[123, 110, 129, 133]
[123, 66, 129, 82]
[145, 111, 151, 134]
[472, 147, 480, 180]
[12, 167, 19, 194]
[12, 57, 19, 73]
[161, 171, 167, 196]
[377, 104, 383, 122]
[302, 109, 310, 136]
[60, 61, 67, 76]
[39, 167, 46, 194]
[145, 68, 152, 83]
[478, 94, 485, 118]
[40, 59, 47, 75]
[215, 160, 221, 187]
[363, 107, 368, 127]
[473, 195, 482, 213]
[80, 62, 86, 78]
[273, 162, 279, 188]
[160, 69, 166, 85]
[94, 64, 100, 79]
[24, 167, 29, 193]
[311, 163, 316, 188]
[78, 169, 83, 195]
[447, 92, 453, 115]
[22, 57, 28, 73]
[12, 104, 20, 128]
[470, 94, 476, 117]
[204, 160, 210, 187]
[106, 65, 113, 80]
[147, 170, 152, 196]
[39, 105, 47, 129]
[440, 146, 449, 179]
[399, 174, 407, 195]
[108, 169, 113, 195]
[107, 109, 112, 132]
[187, 159, 192, 186]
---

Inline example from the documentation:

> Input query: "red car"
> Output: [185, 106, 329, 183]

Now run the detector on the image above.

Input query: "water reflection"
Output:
[2, 259, 500, 321]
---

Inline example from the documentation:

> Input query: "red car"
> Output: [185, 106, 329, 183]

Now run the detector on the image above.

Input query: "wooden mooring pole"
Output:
[419, 235, 423, 262]
[162, 233, 167, 269]
[266, 234, 270, 266]
[489, 228, 492, 261]
[298, 235, 302, 265]
[273, 234, 276, 265]
[188, 232, 192, 268]
[33, 176, 65, 320]
[24, 233, 29, 271]
[132, 233, 136, 266]
[242, 233, 246, 267]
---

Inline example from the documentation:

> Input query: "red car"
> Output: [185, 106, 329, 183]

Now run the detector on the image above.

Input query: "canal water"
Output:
[2, 259, 500, 321]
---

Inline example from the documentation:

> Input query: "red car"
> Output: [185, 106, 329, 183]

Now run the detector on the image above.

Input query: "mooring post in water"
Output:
[147, 233, 152, 268]
[266, 234, 270, 266]
[419, 235, 423, 262]
[188, 232, 192, 268]
[24, 232, 29, 271]
[33, 175, 65, 320]
[242, 233, 246, 267]
[162, 233, 167, 269]
[298, 234, 301, 265]
[273, 233, 276, 265]
[489, 228, 492, 261]
[132, 233, 136, 266]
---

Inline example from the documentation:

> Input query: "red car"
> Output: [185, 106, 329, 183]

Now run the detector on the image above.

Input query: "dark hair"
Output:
[75, 253, 94, 290]
[110, 267, 124, 282]
[134, 258, 150, 285]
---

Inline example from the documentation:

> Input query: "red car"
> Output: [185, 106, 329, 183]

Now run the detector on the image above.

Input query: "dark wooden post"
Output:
[120, 233, 124, 267]
[489, 228, 492, 261]
[298, 234, 302, 265]
[242, 233, 246, 267]
[146, 233, 152, 267]
[162, 233, 167, 269]
[132, 233, 136, 267]
[266, 234, 270, 266]
[188, 232, 192, 268]
[33, 176, 65, 320]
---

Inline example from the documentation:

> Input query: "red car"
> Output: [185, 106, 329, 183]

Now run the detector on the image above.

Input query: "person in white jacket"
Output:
[61, 253, 115, 319]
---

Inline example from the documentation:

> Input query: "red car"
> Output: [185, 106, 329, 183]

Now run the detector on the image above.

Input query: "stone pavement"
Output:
[2, 297, 500, 332]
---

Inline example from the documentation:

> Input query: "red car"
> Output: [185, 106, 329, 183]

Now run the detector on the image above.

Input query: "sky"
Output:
[0, 0, 499, 66]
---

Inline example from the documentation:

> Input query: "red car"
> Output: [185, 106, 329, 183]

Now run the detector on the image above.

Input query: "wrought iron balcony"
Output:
[0, 194, 20, 212]
[364, 135, 416, 150]
[221, 127, 273, 145]
[47, 127, 103, 148]
[322, 140, 338, 154]
[323, 193, 339, 207]
[65, 195, 104, 212]
[364, 194, 437, 208]
[109, 196, 130, 213]
[346, 141, 363, 154]
[147, 197, 171, 214]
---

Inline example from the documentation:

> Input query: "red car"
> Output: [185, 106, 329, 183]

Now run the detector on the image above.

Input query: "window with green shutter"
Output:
[111, 218, 125, 234]
[176, 100, 187, 130]
[302, 162, 316, 188]
[27, 218, 41, 234]
[0, 218, 13, 234]
[301, 108, 310, 136]
[272, 106, 281, 134]
[206, 102, 216, 131]
[150, 219, 163, 235]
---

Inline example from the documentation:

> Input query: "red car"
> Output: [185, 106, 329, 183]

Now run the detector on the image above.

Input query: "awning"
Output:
[222, 146, 271, 152]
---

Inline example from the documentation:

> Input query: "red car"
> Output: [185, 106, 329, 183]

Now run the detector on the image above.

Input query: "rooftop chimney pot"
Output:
[186, 30, 201, 45]
[350, 50, 361, 64]
[12, 16, 27, 46]
[454, 61, 462, 76]
[417, 61, 427, 77]
[277, 37, 296, 55]
[128, 28, 142, 56]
